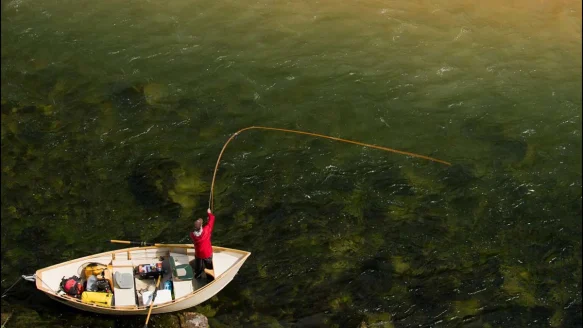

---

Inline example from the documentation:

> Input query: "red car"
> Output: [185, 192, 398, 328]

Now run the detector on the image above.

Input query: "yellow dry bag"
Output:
[81, 291, 113, 307]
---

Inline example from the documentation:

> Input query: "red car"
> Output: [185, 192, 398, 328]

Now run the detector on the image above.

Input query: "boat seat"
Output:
[111, 260, 136, 307]
[114, 272, 133, 289]
[169, 256, 193, 281]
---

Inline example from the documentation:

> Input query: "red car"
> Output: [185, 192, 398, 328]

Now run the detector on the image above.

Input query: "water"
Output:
[1, 0, 581, 327]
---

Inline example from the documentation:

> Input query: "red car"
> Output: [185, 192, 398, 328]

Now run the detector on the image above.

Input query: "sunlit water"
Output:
[1, 0, 581, 327]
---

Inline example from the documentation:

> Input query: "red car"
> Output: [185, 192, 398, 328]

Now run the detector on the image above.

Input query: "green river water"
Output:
[1, 0, 581, 327]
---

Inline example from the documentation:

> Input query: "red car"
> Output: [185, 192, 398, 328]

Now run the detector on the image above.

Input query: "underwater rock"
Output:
[452, 298, 481, 318]
[181, 312, 209, 328]
[295, 312, 330, 327]
[16, 115, 49, 145]
[248, 313, 285, 327]
[343, 186, 367, 222]
[461, 117, 505, 141]
[48, 78, 67, 101]
[149, 314, 181, 328]
[476, 304, 555, 327]
[364, 312, 394, 328]
[143, 83, 168, 105]
[127, 157, 183, 219]
[109, 83, 148, 111]
[401, 166, 443, 194]
[329, 293, 352, 311]
[1, 102, 54, 146]
[440, 163, 476, 188]
[391, 256, 410, 274]
[350, 269, 392, 304]
[361, 257, 391, 272]
[1, 101, 51, 116]
[194, 304, 217, 318]
[0, 99, 14, 115]
[167, 167, 207, 217]
[550, 309, 564, 327]
[500, 265, 538, 307]
[14, 105, 37, 114]
[516, 143, 537, 168]
[491, 138, 528, 164]
[329, 236, 364, 255]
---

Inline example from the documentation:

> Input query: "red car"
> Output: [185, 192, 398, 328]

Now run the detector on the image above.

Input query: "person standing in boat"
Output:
[190, 208, 215, 281]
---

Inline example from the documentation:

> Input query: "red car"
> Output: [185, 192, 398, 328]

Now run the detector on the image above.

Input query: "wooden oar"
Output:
[110, 240, 192, 249]
[143, 274, 162, 328]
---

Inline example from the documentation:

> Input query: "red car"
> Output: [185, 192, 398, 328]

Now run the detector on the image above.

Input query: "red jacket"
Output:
[189, 212, 215, 259]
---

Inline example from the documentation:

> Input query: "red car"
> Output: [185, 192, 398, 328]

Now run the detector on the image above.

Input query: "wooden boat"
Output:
[33, 244, 250, 314]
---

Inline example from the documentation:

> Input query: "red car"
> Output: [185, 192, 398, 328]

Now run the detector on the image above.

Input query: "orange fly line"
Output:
[208, 126, 451, 210]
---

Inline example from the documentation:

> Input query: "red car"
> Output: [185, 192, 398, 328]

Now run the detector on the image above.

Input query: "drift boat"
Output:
[32, 244, 250, 315]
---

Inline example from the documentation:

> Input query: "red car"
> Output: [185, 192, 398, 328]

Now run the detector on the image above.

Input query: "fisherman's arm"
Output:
[207, 208, 216, 232]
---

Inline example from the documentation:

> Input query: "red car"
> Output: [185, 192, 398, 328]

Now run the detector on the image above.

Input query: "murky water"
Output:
[1, 0, 581, 327]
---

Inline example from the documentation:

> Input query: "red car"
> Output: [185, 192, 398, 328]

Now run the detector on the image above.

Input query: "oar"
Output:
[143, 274, 162, 328]
[110, 240, 192, 249]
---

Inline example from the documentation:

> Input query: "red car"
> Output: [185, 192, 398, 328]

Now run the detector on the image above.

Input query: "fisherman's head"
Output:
[194, 218, 203, 232]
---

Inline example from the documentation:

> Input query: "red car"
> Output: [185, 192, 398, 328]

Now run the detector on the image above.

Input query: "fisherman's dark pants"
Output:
[192, 256, 214, 281]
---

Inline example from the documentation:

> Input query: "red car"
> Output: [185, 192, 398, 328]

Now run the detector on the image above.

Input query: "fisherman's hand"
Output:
[207, 208, 212, 214]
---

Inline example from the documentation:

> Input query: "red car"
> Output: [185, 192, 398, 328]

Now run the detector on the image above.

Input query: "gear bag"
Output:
[60, 275, 84, 298]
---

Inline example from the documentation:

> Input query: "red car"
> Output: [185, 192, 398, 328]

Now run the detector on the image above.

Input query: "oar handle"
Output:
[110, 240, 153, 246]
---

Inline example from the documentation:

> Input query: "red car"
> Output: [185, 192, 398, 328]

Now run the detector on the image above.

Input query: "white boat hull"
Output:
[35, 245, 250, 315]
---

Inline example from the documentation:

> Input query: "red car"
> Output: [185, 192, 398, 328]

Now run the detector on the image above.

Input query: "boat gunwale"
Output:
[35, 245, 251, 312]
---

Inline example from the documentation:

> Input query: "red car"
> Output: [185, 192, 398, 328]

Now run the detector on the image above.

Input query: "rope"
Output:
[1, 274, 40, 299]
[208, 126, 451, 210]
[34, 274, 59, 295]
[1, 277, 22, 298]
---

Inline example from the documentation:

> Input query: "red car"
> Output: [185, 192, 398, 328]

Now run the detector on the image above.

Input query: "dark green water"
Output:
[1, 0, 581, 327]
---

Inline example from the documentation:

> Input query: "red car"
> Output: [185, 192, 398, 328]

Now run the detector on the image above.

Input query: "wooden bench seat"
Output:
[111, 260, 136, 307]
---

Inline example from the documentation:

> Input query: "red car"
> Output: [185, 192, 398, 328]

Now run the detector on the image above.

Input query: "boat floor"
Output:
[129, 255, 212, 307]
[46, 249, 214, 309]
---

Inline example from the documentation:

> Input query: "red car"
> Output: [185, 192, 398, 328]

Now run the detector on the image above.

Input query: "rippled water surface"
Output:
[1, 0, 581, 327]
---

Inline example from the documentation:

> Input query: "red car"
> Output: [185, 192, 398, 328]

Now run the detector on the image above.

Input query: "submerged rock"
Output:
[127, 157, 183, 219]
[295, 312, 330, 327]
[516, 143, 537, 168]
[143, 83, 168, 105]
[167, 167, 207, 217]
[110, 83, 148, 111]
[148, 314, 181, 327]
[440, 163, 476, 188]
[181, 312, 209, 328]
[452, 298, 481, 318]
[500, 265, 538, 307]
[391, 256, 410, 274]
[461, 117, 505, 141]
[364, 312, 394, 328]
[401, 166, 443, 194]
[491, 138, 528, 164]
